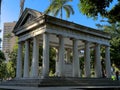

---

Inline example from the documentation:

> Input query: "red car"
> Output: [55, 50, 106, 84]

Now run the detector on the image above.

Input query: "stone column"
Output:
[23, 40, 30, 78]
[31, 37, 39, 78]
[42, 33, 50, 78]
[58, 35, 64, 77]
[84, 41, 91, 77]
[105, 46, 111, 78]
[16, 42, 23, 78]
[72, 39, 80, 77]
[94, 44, 102, 77]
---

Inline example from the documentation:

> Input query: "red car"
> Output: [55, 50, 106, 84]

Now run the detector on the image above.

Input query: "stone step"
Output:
[0, 77, 120, 87]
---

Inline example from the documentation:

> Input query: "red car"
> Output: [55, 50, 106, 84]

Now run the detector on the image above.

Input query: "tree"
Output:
[104, 23, 120, 35]
[6, 61, 16, 78]
[110, 37, 120, 69]
[78, 0, 113, 18]
[107, 2, 120, 23]
[7, 40, 18, 78]
[103, 23, 120, 69]
[0, 50, 7, 79]
[0, 62, 7, 79]
[0, 48, 17, 79]
[45, 0, 74, 19]
[0, 50, 5, 63]
[78, 0, 120, 23]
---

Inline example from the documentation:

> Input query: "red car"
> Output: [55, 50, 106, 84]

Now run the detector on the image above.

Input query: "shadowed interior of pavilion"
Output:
[1, 8, 120, 88]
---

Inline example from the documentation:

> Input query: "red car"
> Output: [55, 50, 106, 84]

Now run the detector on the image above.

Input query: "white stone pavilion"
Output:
[13, 8, 111, 79]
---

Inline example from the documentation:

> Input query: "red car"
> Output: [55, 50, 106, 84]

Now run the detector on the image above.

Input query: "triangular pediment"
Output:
[13, 8, 43, 31]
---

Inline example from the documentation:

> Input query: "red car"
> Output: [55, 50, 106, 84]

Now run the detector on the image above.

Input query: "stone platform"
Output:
[0, 77, 120, 88]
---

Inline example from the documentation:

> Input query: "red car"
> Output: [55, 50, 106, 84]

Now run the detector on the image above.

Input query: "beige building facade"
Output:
[13, 8, 111, 79]
[2, 22, 16, 61]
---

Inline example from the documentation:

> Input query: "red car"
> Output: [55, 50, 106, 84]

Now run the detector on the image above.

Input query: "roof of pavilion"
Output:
[13, 8, 111, 48]
[13, 8, 111, 40]
[13, 8, 43, 31]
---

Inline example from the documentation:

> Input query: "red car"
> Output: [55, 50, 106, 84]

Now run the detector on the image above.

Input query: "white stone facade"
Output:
[13, 8, 111, 79]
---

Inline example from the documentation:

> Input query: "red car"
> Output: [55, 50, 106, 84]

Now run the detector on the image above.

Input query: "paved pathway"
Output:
[0, 86, 120, 90]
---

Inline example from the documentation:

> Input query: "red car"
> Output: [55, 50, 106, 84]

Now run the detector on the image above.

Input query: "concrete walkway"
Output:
[0, 86, 120, 90]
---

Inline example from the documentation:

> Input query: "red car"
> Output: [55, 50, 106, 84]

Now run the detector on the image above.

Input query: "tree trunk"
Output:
[20, 0, 25, 16]
[60, 7, 62, 19]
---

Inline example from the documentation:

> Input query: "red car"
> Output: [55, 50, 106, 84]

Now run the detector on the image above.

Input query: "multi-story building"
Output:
[2, 21, 16, 61]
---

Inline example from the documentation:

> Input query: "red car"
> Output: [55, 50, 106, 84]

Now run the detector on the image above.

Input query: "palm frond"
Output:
[53, 8, 60, 17]
[62, 0, 73, 4]
[63, 6, 70, 18]
[63, 5, 74, 18]
[44, 1, 59, 14]
[64, 5, 74, 14]
[44, 5, 53, 14]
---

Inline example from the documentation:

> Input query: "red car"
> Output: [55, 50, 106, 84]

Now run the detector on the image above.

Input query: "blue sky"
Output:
[0, 0, 117, 39]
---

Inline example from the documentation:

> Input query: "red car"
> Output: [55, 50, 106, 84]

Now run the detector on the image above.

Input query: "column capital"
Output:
[58, 35, 64, 38]
[44, 32, 49, 34]
[94, 43, 101, 48]
[84, 40, 90, 43]
[95, 43, 101, 45]
[104, 45, 110, 47]
[66, 48, 72, 51]
[18, 41, 24, 44]
[43, 32, 50, 38]
[69, 37, 78, 41]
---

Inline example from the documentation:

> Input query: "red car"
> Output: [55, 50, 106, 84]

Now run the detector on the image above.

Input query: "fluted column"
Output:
[72, 39, 80, 77]
[23, 40, 30, 78]
[94, 44, 102, 77]
[105, 46, 111, 78]
[58, 35, 64, 77]
[84, 41, 91, 77]
[42, 33, 50, 78]
[16, 42, 23, 78]
[31, 37, 39, 78]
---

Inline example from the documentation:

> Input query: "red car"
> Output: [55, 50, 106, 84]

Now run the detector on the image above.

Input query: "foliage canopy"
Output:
[78, 0, 120, 23]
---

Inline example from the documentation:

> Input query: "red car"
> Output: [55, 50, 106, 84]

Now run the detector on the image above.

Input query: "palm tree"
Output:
[20, 0, 25, 16]
[45, 0, 74, 19]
